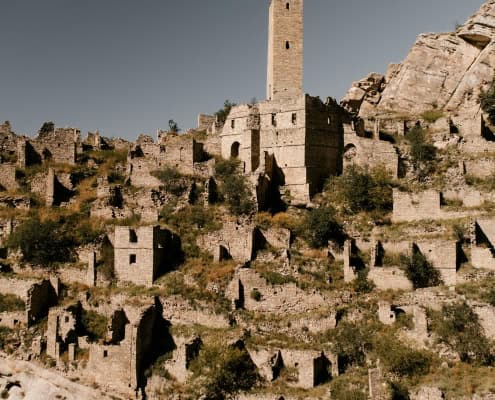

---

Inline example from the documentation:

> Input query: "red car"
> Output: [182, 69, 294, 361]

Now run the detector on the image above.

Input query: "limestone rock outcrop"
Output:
[343, 1, 495, 120]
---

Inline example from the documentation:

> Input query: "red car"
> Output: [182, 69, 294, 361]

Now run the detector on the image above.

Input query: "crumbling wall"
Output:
[0, 164, 18, 192]
[197, 221, 256, 263]
[114, 226, 181, 287]
[415, 241, 458, 286]
[392, 189, 442, 222]
[343, 133, 399, 177]
[225, 268, 327, 313]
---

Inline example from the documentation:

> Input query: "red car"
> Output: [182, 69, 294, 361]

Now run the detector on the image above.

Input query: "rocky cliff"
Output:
[343, 1, 495, 122]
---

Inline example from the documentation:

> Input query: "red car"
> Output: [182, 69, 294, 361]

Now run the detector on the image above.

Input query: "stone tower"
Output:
[266, 0, 304, 101]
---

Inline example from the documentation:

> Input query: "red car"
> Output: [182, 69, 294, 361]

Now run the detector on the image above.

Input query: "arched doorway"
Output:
[231, 142, 240, 158]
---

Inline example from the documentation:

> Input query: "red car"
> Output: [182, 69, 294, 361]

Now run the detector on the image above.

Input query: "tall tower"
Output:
[266, 0, 304, 101]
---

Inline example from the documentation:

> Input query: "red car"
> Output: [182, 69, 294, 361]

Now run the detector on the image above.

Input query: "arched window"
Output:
[286, 2, 290, 10]
[231, 142, 240, 158]
[286, 41, 290, 50]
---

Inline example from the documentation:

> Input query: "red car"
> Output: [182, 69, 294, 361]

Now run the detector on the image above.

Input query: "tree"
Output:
[168, 119, 180, 133]
[214, 100, 236, 123]
[38, 121, 55, 136]
[400, 251, 441, 289]
[480, 76, 495, 125]
[325, 165, 393, 214]
[432, 302, 492, 365]
[302, 206, 345, 248]
[189, 344, 259, 399]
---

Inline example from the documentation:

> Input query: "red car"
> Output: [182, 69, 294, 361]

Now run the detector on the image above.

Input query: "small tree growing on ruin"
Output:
[480, 76, 495, 125]
[38, 121, 55, 136]
[431, 302, 493, 365]
[214, 100, 236, 123]
[168, 119, 180, 133]
[302, 206, 345, 248]
[188, 343, 259, 399]
[400, 251, 441, 289]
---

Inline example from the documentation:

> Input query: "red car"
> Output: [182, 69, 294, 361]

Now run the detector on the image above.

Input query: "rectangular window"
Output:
[271, 114, 277, 127]
[129, 254, 137, 265]
[292, 113, 297, 125]
[129, 229, 138, 243]
[231, 119, 235, 129]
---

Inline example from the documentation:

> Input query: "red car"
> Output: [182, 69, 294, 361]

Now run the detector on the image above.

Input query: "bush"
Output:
[38, 121, 54, 136]
[405, 126, 436, 174]
[431, 302, 492, 365]
[250, 289, 262, 301]
[421, 109, 444, 123]
[214, 100, 236, 123]
[81, 310, 108, 342]
[330, 322, 373, 368]
[480, 79, 495, 125]
[400, 252, 441, 289]
[325, 165, 393, 214]
[6, 213, 102, 267]
[329, 373, 368, 400]
[222, 174, 255, 216]
[302, 206, 344, 248]
[0, 294, 25, 313]
[214, 158, 240, 178]
[7, 216, 76, 266]
[151, 167, 189, 196]
[374, 334, 432, 377]
[189, 344, 259, 399]
[353, 269, 375, 294]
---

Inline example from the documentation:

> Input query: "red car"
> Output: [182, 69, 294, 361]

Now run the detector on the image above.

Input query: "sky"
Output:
[0, 0, 482, 140]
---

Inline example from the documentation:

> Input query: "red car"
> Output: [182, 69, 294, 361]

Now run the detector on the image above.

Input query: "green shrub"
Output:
[261, 271, 296, 286]
[81, 310, 108, 342]
[421, 109, 444, 123]
[6, 212, 102, 267]
[389, 382, 410, 400]
[431, 302, 493, 365]
[353, 269, 375, 294]
[222, 175, 255, 216]
[214, 158, 240, 178]
[330, 322, 373, 368]
[325, 165, 393, 214]
[189, 344, 259, 399]
[7, 216, 75, 266]
[480, 79, 495, 125]
[0, 294, 25, 313]
[250, 289, 262, 302]
[400, 252, 441, 289]
[302, 206, 344, 248]
[152, 167, 189, 196]
[329, 374, 368, 400]
[405, 126, 436, 175]
[374, 334, 432, 377]
[214, 100, 236, 123]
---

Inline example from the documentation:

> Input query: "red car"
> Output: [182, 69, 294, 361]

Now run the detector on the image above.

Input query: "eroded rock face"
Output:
[344, 1, 495, 119]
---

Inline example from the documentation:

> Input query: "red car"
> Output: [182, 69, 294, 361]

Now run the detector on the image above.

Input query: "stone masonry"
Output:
[114, 225, 182, 287]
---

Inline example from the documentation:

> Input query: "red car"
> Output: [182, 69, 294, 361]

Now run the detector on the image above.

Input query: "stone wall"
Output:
[0, 164, 18, 192]
[197, 114, 215, 131]
[471, 219, 495, 270]
[392, 189, 442, 222]
[266, 0, 303, 101]
[220, 95, 343, 204]
[114, 226, 181, 287]
[197, 221, 256, 263]
[17, 128, 79, 168]
[343, 132, 399, 177]
[415, 241, 458, 287]
[225, 268, 327, 313]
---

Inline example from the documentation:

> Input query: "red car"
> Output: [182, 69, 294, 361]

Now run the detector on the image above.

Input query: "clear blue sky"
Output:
[0, 0, 481, 140]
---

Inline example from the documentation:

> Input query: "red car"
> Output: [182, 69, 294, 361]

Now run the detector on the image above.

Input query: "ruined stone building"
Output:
[114, 226, 182, 287]
[219, 0, 344, 205]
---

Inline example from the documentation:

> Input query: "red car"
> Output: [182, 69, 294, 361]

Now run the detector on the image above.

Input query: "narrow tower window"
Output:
[292, 113, 297, 125]
[231, 119, 235, 129]
[285, 41, 290, 50]
[271, 114, 277, 127]
[286, 2, 290, 10]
